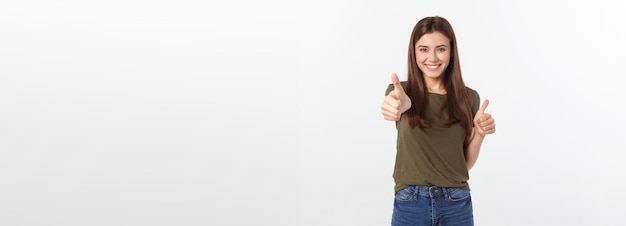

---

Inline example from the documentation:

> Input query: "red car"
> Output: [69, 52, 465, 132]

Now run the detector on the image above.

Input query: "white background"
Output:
[1, 0, 625, 225]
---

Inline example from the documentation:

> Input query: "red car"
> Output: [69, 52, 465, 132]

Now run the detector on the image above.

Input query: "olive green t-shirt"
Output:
[385, 82, 480, 194]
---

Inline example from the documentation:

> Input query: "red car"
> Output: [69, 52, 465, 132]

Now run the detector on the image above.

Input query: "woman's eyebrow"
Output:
[417, 44, 448, 48]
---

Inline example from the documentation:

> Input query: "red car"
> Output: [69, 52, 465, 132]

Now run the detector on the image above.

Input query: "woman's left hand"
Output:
[474, 99, 496, 137]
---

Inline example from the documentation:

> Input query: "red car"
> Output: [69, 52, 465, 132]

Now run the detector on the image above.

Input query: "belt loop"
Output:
[413, 185, 423, 197]
[410, 185, 416, 198]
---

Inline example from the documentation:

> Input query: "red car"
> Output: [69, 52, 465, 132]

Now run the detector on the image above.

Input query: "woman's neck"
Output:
[424, 77, 446, 94]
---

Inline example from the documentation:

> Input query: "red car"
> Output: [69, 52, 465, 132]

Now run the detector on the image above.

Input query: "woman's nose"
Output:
[430, 51, 439, 62]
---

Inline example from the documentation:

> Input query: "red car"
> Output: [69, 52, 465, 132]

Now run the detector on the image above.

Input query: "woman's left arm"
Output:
[465, 100, 496, 170]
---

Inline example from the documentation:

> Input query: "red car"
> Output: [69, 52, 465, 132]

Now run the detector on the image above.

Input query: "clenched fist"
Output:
[381, 73, 412, 121]
[473, 99, 496, 136]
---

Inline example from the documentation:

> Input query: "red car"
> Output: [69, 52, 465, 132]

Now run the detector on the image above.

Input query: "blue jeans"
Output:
[392, 186, 473, 226]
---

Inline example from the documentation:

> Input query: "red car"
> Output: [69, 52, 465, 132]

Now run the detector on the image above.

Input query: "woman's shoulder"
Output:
[400, 81, 409, 90]
[465, 86, 480, 108]
[465, 86, 479, 96]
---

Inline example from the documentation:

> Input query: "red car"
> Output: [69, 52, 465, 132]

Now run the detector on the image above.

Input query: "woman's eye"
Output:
[419, 48, 428, 52]
[437, 48, 447, 52]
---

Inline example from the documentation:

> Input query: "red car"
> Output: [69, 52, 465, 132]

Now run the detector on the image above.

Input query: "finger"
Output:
[481, 123, 495, 131]
[479, 99, 489, 113]
[483, 126, 495, 134]
[480, 121, 492, 128]
[383, 96, 401, 109]
[382, 111, 399, 121]
[381, 104, 399, 115]
[382, 112, 399, 121]
[484, 116, 494, 125]
[479, 114, 493, 126]
[391, 73, 405, 97]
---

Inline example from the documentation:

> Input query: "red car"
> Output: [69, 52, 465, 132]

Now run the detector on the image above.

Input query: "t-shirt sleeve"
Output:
[385, 83, 394, 96]
[469, 88, 481, 118]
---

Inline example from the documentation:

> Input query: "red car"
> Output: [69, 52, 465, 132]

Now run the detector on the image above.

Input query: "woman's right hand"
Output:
[381, 73, 412, 121]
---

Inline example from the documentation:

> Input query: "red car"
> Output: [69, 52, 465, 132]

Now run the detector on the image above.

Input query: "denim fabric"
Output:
[392, 186, 473, 226]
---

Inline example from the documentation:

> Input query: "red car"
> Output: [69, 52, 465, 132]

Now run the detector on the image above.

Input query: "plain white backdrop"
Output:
[1, 0, 625, 225]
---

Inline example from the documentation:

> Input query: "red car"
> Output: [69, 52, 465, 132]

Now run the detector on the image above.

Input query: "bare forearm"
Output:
[465, 128, 485, 171]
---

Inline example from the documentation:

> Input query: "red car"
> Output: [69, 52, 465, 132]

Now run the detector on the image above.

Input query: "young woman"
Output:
[380, 16, 496, 226]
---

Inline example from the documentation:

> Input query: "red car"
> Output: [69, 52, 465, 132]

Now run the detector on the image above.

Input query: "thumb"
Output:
[391, 73, 405, 97]
[479, 99, 489, 113]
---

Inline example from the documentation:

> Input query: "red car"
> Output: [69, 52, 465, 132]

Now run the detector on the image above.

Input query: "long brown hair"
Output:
[405, 16, 473, 144]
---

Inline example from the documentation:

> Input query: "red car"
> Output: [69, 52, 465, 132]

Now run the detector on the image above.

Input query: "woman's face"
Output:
[415, 31, 451, 80]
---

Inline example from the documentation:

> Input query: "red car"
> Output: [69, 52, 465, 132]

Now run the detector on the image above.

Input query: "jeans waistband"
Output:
[409, 185, 464, 197]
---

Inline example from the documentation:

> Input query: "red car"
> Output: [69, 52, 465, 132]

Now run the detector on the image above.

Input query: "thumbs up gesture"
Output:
[473, 100, 496, 136]
[381, 73, 412, 121]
